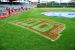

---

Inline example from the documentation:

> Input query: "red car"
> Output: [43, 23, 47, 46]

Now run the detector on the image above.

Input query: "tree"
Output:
[71, 0, 75, 3]
[38, 0, 40, 3]
[49, 1, 57, 6]
[0, 0, 1, 2]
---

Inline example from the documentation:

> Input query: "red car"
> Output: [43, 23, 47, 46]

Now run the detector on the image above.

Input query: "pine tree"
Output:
[71, 0, 75, 3]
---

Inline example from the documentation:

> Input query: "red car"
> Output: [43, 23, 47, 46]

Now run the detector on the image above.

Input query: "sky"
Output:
[30, 0, 71, 3]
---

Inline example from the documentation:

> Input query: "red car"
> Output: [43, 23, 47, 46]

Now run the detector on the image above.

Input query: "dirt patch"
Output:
[10, 18, 65, 41]
[40, 24, 48, 28]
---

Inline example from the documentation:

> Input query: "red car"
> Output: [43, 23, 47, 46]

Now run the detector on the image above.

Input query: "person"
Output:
[5, 7, 11, 16]
[11, 7, 14, 12]
[26, 7, 27, 11]
[21, 7, 24, 10]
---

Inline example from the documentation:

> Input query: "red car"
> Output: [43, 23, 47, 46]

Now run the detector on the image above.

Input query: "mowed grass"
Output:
[0, 8, 75, 50]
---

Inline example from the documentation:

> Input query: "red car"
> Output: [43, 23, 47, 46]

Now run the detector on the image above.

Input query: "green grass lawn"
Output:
[0, 8, 75, 50]
[32, 22, 53, 32]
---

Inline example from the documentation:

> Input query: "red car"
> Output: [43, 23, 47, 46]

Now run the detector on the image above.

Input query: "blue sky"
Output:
[30, 0, 71, 3]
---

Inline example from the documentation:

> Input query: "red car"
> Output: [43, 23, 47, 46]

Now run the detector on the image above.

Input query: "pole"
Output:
[67, 2, 68, 7]
[59, 0, 62, 7]
[46, 1, 47, 7]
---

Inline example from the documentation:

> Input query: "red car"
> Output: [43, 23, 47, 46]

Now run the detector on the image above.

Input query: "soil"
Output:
[12, 18, 65, 41]
[40, 24, 48, 28]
